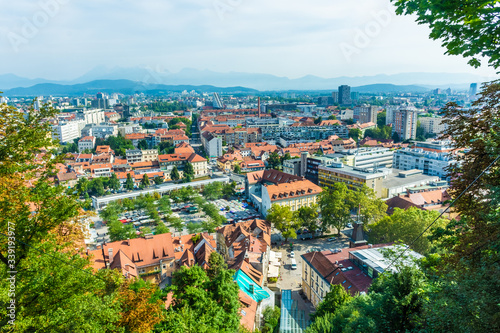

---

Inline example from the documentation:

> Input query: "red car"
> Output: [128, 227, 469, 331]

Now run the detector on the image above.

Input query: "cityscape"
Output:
[1, 1, 499, 333]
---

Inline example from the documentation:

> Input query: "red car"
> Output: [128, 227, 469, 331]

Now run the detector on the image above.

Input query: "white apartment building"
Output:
[393, 148, 453, 179]
[82, 109, 105, 125]
[126, 150, 143, 164]
[354, 105, 378, 123]
[385, 105, 399, 125]
[52, 121, 81, 144]
[91, 124, 118, 139]
[78, 136, 96, 152]
[339, 147, 394, 169]
[142, 149, 159, 162]
[201, 132, 223, 158]
[418, 117, 447, 135]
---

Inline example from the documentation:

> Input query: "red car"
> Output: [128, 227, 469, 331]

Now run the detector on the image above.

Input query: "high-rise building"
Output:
[469, 83, 478, 96]
[213, 92, 223, 109]
[351, 91, 360, 101]
[338, 85, 351, 105]
[354, 105, 378, 123]
[385, 105, 399, 126]
[332, 91, 339, 103]
[393, 108, 418, 140]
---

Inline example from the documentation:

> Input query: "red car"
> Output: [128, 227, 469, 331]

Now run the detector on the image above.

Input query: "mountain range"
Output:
[0, 66, 494, 95]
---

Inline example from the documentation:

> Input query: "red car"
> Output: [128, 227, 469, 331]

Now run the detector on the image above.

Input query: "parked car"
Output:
[347, 223, 353, 228]
[290, 251, 295, 258]
[327, 237, 336, 242]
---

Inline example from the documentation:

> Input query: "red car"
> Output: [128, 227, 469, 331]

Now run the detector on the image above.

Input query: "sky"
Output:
[0, 0, 497, 81]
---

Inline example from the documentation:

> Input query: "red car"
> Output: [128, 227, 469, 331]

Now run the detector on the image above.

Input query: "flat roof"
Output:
[383, 168, 439, 189]
[350, 245, 423, 274]
[319, 164, 385, 180]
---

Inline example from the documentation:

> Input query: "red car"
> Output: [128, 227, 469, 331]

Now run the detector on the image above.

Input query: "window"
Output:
[342, 280, 346, 284]
[348, 285, 352, 289]
[140, 269, 145, 274]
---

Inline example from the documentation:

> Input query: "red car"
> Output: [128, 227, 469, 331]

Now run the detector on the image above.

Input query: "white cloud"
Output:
[0, 0, 496, 80]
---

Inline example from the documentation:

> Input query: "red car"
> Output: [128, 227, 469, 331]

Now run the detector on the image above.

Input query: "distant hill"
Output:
[1, 67, 493, 91]
[4, 80, 259, 96]
[352, 84, 430, 93]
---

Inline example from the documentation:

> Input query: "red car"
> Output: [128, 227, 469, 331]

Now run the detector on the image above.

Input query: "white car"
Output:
[290, 251, 295, 258]
[327, 237, 336, 242]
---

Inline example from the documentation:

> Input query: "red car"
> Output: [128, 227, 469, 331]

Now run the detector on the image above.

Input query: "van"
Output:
[291, 258, 297, 270]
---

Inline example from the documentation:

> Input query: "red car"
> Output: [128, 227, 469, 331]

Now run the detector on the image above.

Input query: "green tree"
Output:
[262, 306, 281, 333]
[158, 265, 240, 332]
[416, 120, 426, 141]
[267, 152, 282, 170]
[184, 162, 195, 177]
[348, 128, 362, 142]
[233, 164, 241, 174]
[350, 185, 387, 225]
[328, 115, 337, 120]
[108, 218, 136, 242]
[314, 116, 322, 124]
[76, 177, 90, 196]
[266, 204, 301, 242]
[391, 131, 400, 143]
[154, 176, 164, 185]
[141, 174, 150, 188]
[311, 284, 352, 321]
[158, 195, 172, 215]
[125, 173, 135, 191]
[295, 204, 320, 238]
[137, 139, 149, 150]
[186, 222, 203, 234]
[319, 183, 352, 236]
[369, 207, 448, 255]
[203, 182, 223, 200]
[108, 173, 121, 191]
[222, 181, 236, 199]
[89, 178, 105, 197]
[206, 252, 227, 279]
[167, 215, 185, 234]
[391, 0, 500, 69]
[155, 222, 170, 235]
[377, 111, 386, 128]
[281, 152, 292, 165]
[171, 166, 180, 181]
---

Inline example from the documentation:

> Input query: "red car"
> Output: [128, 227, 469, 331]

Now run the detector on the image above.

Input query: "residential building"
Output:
[89, 232, 216, 284]
[354, 105, 378, 123]
[201, 132, 223, 158]
[240, 160, 266, 173]
[126, 149, 143, 164]
[318, 162, 386, 197]
[418, 117, 447, 136]
[385, 105, 399, 125]
[245, 169, 304, 213]
[78, 136, 96, 152]
[261, 179, 322, 217]
[338, 85, 352, 105]
[337, 147, 394, 170]
[301, 244, 423, 307]
[385, 187, 451, 215]
[142, 149, 159, 163]
[393, 108, 418, 140]
[81, 109, 105, 125]
[393, 148, 453, 179]
[283, 158, 302, 176]
[52, 121, 81, 144]
[89, 124, 118, 139]
[158, 153, 208, 179]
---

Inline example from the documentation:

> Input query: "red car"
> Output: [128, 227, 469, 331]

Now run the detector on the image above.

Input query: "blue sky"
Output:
[0, 0, 497, 80]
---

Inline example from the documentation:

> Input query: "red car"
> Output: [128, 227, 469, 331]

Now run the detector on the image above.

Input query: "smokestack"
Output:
[258, 97, 261, 118]
[108, 248, 113, 265]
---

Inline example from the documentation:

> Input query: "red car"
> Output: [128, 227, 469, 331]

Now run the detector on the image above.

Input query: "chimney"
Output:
[108, 248, 113, 265]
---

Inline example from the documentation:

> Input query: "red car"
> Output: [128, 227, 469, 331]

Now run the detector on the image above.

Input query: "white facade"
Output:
[385, 105, 399, 125]
[203, 133, 223, 158]
[78, 137, 96, 152]
[419, 117, 447, 135]
[52, 122, 81, 144]
[393, 148, 453, 179]
[82, 109, 105, 125]
[91, 124, 118, 139]
[340, 148, 394, 169]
